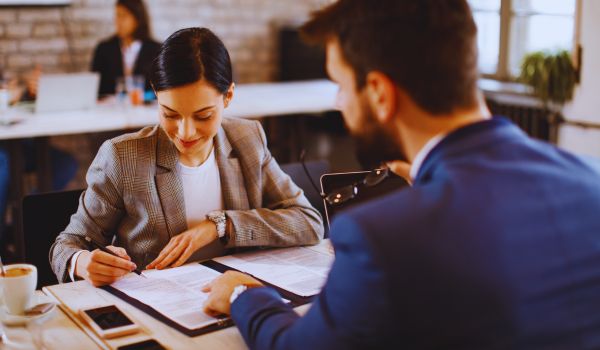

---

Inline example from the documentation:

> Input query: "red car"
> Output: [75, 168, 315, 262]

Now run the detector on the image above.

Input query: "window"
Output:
[469, 0, 578, 80]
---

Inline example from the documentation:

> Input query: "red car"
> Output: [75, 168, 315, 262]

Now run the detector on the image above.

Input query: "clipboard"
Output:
[100, 260, 315, 337]
[101, 283, 233, 337]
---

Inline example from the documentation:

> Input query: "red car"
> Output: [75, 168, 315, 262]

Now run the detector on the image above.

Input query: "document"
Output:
[108, 240, 334, 332]
[213, 244, 334, 297]
[111, 264, 222, 330]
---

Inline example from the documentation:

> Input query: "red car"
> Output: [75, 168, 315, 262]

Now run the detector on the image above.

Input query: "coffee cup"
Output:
[0, 264, 37, 315]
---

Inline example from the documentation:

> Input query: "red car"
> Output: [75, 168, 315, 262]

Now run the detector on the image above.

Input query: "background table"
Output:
[0, 80, 337, 261]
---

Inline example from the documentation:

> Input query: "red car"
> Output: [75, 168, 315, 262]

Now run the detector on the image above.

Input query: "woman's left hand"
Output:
[146, 220, 218, 269]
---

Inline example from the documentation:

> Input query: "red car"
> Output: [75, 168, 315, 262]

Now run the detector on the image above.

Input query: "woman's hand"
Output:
[75, 246, 136, 287]
[202, 271, 263, 316]
[146, 220, 218, 270]
[25, 66, 42, 98]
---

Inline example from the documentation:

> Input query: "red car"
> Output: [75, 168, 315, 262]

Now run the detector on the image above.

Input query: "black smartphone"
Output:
[117, 339, 167, 350]
[79, 305, 140, 338]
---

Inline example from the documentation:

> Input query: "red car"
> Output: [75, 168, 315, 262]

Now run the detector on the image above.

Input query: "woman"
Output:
[91, 0, 161, 97]
[50, 28, 324, 286]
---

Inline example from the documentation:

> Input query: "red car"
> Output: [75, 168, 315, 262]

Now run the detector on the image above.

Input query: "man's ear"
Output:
[365, 71, 397, 123]
[224, 82, 235, 108]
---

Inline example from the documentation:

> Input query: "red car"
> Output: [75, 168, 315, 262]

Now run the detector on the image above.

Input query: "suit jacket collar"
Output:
[414, 117, 525, 184]
[214, 125, 234, 158]
[154, 127, 186, 237]
[214, 123, 251, 211]
[156, 126, 179, 171]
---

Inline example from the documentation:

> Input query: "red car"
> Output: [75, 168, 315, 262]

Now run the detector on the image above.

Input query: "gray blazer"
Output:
[50, 117, 324, 282]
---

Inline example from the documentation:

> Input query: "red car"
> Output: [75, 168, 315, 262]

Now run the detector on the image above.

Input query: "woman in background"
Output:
[91, 0, 161, 97]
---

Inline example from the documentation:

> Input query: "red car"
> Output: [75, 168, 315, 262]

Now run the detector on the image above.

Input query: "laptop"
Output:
[320, 170, 409, 229]
[35, 72, 100, 113]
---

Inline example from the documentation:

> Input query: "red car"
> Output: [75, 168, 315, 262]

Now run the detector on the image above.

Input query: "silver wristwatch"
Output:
[207, 210, 227, 240]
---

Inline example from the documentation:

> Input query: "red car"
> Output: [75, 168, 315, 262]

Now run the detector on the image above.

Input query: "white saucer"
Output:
[0, 302, 56, 327]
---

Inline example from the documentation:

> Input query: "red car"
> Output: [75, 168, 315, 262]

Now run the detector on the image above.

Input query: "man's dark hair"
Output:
[117, 0, 152, 41]
[301, 0, 479, 114]
[150, 27, 233, 94]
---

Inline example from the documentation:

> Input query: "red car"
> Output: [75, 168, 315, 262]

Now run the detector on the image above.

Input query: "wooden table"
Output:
[0, 289, 310, 350]
[0, 291, 99, 350]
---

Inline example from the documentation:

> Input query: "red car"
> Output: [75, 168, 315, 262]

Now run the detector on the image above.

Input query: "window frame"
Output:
[473, 0, 581, 82]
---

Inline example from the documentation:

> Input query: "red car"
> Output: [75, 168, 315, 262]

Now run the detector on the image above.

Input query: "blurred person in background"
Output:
[0, 67, 77, 245]
[91, 0, 161, 98]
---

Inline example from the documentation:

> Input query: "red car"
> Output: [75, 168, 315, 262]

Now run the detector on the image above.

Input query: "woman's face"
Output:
[156, 79, 234, 166]
[115, 5, 138, 40]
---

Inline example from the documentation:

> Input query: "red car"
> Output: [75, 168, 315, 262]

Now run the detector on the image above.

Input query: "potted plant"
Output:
[519, 50, 577, 107]
[518, 50, 578, 141]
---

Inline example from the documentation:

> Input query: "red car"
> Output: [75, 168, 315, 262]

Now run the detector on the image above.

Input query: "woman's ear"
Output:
[224, 82, 235, 108]
[365, 71, 397, 123]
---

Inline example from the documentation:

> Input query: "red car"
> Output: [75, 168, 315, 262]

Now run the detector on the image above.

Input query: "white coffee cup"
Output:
[0, 264, 37, 315]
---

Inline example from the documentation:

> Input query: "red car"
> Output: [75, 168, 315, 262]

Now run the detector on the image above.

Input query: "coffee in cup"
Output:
[2, 267, 32, 278]
[0, 264, 37, 315]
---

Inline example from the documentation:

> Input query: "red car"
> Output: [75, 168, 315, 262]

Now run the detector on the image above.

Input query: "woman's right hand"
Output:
[75, 246, 137, 287]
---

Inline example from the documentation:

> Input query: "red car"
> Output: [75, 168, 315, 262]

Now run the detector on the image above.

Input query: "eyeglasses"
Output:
[300, 150, 390, 206]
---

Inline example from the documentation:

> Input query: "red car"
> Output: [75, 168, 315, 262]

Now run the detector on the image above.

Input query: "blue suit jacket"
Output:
[231, 117, 600, 349]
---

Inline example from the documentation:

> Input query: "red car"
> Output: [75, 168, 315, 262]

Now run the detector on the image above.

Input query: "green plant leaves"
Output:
[518, 50, 576, 107]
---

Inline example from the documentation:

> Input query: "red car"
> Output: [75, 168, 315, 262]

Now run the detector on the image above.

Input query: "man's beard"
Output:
[351, 101, 405, 170]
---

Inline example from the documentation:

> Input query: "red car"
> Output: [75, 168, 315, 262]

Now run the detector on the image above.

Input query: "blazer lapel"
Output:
[110, 36, 124, 78]
[214, 126, 250, 210]
[154, 128, 187, 237]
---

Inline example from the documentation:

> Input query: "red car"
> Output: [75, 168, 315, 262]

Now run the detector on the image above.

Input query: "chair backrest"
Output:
[22, 189, 84, 288]
[280, 160, 330, 236]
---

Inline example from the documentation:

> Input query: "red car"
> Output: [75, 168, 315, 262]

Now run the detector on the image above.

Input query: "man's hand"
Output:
[75, 246, 136, 287]
[202, 271, 263, 316]
[386, 160, 412, 184]
[146, 220, 218, 270]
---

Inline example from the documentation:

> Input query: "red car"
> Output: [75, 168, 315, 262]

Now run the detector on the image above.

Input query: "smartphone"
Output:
[117, 339, 167, 350]
[79, 305, 140, 339]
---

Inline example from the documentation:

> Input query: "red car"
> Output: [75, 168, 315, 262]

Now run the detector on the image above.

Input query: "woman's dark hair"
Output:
[150, 28, 233, 94]
[117, 0, 152, 41]
[301, 0, 479, 115]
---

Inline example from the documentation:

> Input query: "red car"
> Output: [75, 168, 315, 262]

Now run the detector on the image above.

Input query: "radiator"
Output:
[486, 96, 563, 143]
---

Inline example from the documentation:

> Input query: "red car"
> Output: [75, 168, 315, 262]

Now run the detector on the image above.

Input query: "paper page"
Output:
[213, 246, 334, 297]
[111, 264, 222, 330]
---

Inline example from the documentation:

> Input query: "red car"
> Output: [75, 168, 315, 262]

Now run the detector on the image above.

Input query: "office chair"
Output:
[22, 188, 84, 288]
[280, 160, 330, 236]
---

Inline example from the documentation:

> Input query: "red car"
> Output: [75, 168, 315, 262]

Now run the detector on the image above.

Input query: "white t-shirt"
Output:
[176, 148, 227, 262]
[121, 40, 142, 77]
[177, 148, 224, 228]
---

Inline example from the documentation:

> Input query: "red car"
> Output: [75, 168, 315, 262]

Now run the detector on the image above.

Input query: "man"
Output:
[203, 1, 600, 348]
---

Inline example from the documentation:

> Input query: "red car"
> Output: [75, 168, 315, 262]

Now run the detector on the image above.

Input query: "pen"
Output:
[84, 236, 144, 276]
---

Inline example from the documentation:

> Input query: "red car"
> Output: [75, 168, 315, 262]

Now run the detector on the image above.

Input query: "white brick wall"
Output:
[0, 0, 329, 82]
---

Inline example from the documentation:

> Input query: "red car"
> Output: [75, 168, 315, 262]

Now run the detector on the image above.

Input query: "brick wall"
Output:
[0, 0, 328, 82]
[0, 0, 332, 190]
